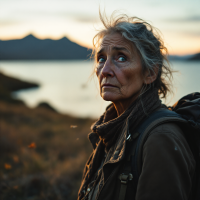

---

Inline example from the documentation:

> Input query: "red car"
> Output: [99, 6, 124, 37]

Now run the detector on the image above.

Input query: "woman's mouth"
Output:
[102, 83, 117, 88]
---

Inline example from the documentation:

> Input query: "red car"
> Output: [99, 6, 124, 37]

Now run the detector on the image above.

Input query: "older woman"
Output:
[78, 14, 195, 200]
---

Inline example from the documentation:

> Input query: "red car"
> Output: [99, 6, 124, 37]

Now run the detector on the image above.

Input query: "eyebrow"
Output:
[97, 46, 130, 55]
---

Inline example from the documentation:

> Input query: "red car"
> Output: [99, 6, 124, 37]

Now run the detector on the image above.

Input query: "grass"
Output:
[0, 101, 94, 200]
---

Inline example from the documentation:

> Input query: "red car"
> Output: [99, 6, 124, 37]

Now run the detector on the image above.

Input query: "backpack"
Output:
[118, 92, 200, 200]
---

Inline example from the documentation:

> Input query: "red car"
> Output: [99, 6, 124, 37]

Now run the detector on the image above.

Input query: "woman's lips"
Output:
[101, 84, 117, 88]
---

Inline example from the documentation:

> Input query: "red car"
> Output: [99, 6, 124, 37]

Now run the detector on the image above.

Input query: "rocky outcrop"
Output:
[36, 102, 57, 112]
[0, 72, 39, 92]
[0, 72, 39, 104]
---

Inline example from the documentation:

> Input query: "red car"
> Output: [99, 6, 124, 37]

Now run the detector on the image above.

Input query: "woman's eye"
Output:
[117, 56, 126, 62]
[98, 57, 106, 63]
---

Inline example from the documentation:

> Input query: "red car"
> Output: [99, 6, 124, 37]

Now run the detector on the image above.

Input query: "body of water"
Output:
[0, 60, 199, 118]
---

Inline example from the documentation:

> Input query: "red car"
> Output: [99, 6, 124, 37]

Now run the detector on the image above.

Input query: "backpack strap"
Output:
[118, 138, 137, 200]
[131, 109, 184, 186]
[132, 109, 200, 200]
[118, 109, 185, 200]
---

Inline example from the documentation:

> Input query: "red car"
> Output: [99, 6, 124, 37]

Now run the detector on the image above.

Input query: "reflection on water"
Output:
[0, 60, 199, 118]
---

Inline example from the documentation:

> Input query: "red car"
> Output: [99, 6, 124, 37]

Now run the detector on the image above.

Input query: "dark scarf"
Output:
[78, 88, 162, 199]
[90, 88, 162, 151]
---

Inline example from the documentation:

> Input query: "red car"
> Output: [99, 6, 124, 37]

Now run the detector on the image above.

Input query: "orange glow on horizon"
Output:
[168, 48, 200, 56]
[0, 33, 199, 56]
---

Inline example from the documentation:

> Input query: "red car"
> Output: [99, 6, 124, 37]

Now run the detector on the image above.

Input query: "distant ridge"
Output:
[0, 35, 199, 61]
[0, 34, 92, 60]
[188, 53, 200, 61]
[168, 53, 200, 61]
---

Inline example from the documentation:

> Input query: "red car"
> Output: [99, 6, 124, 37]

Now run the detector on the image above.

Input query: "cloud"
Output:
[186, 16, 200, 22]
[0, 19, 20, 26]
[184, 31, 200, 37]
[7, 8, 99, 23]
[74, 16, 99, 23]
[166, 15, 200, 23]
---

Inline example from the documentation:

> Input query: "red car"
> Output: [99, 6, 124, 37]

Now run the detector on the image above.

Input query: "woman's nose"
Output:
[101, 58, 114, 77]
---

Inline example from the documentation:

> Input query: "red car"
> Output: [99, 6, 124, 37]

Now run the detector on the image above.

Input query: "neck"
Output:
[113, 94, 140, 116]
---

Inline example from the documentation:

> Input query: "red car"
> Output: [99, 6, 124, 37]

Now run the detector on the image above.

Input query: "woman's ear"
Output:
[144, 66, 159, 84]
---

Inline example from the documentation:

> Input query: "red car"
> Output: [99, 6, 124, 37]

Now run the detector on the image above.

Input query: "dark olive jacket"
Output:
[79, 118, 195, 200]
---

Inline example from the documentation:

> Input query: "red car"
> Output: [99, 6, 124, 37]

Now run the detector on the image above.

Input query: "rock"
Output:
[0, 84, 24, 104]
[36, 102, 57, 112]
[0, 71, 39, 104]
[0, 72, 39, 92]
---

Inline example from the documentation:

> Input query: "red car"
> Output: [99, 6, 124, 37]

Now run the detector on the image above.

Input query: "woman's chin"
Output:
[101, 92, 119, 102]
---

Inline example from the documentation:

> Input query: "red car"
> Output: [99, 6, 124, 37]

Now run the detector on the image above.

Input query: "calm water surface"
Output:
[0, 60, 199, 118]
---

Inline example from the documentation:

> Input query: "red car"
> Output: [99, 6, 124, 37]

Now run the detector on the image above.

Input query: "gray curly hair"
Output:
[92, 12, 173, 99]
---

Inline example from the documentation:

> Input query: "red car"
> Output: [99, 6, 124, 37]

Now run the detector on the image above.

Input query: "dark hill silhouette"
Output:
[188, 52, 200, 61]
[168, 53, 200, 61]
[0, 34, 92, 60]
[0, 35, 199, 61]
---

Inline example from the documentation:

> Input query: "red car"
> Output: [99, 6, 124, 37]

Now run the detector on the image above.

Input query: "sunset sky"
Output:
[0, 0, 200, 55]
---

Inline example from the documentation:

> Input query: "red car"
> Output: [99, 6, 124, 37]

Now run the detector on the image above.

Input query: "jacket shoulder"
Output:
[135, 122, 196, 200]
[149, 122, 186, 140]
[143, 122, 194, 161]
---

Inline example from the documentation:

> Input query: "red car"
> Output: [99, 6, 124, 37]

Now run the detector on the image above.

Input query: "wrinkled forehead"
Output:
[97, 32, 136, 54]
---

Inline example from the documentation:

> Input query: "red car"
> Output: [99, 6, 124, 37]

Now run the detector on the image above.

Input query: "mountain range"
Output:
[0, 35, 92, 60]
[169, 53, 200, 61]
[0, 35, 199, 60]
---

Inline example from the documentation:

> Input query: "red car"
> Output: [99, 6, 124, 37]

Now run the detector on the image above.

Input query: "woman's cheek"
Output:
[120, 64, 136, 84]
[113, 60, 130, 69]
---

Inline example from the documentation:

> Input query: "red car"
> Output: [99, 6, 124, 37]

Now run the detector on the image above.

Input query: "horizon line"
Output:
[1, 33, 199, 56]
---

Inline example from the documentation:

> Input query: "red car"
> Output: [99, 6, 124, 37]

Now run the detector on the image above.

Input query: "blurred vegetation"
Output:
[0, 72, 94, 200]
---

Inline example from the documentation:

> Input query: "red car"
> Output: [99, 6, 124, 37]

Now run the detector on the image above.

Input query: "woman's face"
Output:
[95, 33, 145, 104]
